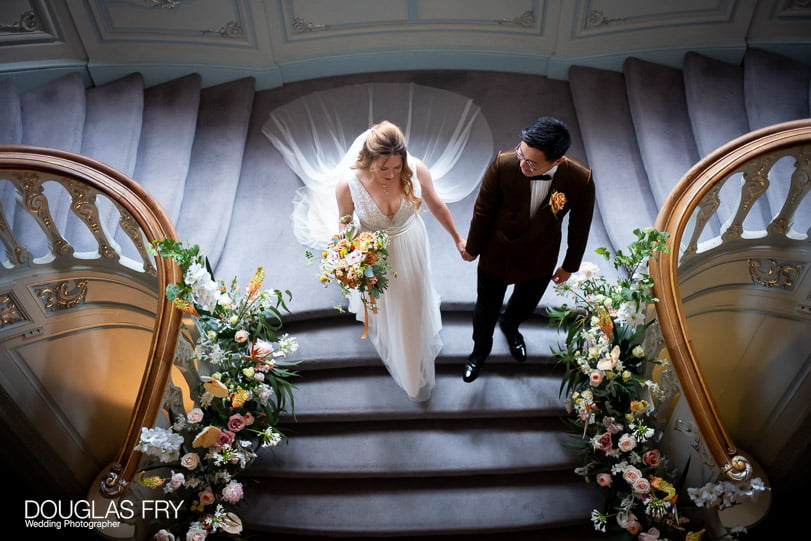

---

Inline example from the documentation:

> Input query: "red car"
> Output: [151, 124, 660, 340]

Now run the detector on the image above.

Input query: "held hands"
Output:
[551, 267, 571, 284]
[457, 239, 475, 261]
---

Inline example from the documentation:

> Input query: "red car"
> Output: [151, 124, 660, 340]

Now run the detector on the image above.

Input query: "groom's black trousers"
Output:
[472, 269, 552, 356]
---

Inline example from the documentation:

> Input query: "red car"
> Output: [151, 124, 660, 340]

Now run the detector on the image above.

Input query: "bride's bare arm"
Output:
[414, 160, 470, 260]
[335, 178, 354, 231]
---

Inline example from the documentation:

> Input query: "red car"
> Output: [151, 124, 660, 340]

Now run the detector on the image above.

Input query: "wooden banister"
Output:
[0, 144, 183, 496]
[650, 119, 811, 481]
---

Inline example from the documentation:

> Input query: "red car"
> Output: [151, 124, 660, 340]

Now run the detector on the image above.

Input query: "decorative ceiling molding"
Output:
[0, 8, 44, 33]
[574, 0, 736, 38]
[496, 10, 536, 28]
[202, 20, 244, 39]
[291, 16, 329, 34]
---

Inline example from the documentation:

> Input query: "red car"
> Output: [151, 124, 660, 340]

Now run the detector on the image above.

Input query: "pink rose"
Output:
[153, 529, 175, 541]
[639, 527, 661, 541]
[198, 487, 215, 506]
[253, 371, 265, 381]
[186, 526, 206, 541]
[616, 511, 637, 529]
[623, 466, 642, 485]
[642, 449, 661, 467]
[633, 477, 651, 495]
[227, 413, 246, 432]
[618, 433, 637, 452]
[234, 330, 249, 343]
[627, 521, 642, 535]
[180, 452, 200, 470]
[216, 430, 235, 448]
[221, 480, 244, 504]
[596, 473, 613, 487]
[186, 407, 204, 424]
[589, 369, 604, 387]
[243, 412, 255, 425]
[594, 432, 613, 453]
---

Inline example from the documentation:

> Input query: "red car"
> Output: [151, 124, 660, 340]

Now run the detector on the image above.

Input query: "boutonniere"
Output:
[548, 190, 567, 218]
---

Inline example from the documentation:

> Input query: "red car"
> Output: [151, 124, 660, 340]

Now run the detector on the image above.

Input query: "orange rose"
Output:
[549, 190, 567, 215]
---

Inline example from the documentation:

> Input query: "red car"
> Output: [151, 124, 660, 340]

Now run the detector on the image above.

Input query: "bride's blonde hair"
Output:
[354, 121, 421, 209]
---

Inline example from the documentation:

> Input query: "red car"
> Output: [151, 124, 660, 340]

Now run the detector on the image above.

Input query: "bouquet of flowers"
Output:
[135, 239, 299, 539]
[309, 220, 394, 337]
[547, 228, 711, 538]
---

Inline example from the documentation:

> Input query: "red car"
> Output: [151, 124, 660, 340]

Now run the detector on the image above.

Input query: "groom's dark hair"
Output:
[521, 116, 571, 162]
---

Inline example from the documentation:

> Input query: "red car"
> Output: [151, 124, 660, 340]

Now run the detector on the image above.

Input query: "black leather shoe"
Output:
[499, 320, 527, 363]
[463, 353, 486, 383]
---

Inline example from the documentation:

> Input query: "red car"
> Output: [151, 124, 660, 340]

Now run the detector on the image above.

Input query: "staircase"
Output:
[1, 48, 809, 539]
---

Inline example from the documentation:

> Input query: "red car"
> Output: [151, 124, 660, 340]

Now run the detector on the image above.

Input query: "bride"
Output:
[335, 121, 468, 401]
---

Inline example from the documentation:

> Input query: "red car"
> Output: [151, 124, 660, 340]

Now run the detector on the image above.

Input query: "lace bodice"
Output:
[347, 175, 418, 235]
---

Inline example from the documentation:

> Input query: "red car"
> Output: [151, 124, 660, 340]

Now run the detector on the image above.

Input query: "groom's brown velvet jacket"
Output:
[466, 151, 595, 284]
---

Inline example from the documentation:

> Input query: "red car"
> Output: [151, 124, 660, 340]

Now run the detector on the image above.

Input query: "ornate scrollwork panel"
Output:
[291, 16, 329, 33]
[748, 258, 803, 290]
[34, 279, 89, 312]
[0, 292, 27, 328]
[0, 8, 44, 33]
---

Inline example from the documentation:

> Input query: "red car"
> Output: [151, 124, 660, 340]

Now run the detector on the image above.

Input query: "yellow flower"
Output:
[596, 307, 613, 338]
[231, 386, 250, 408]
[136, 472, 165, 489]
[549, 190, 567, 215]
[246, 266, 265, 297]
[686, 529, 706, 541]
[630, 400, 649, 415]
[173, 297, 199, 317]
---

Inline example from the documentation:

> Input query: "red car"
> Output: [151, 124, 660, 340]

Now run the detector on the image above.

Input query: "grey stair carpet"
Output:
[683, 52, 751, 157]
[624, 58, 701, 208]
[242, 471, 601, 537]
[744, 48, 811, 130]
[0, 78, 21, 144]
[66, 73, 145, 254]
[132, 73, 202, 226]
[744, 48, 811, 233]
[568, 65, 658, 251]
[175, 77, 255, 268]
[682, 52, 755, 232]
[15, 72, 87, 258]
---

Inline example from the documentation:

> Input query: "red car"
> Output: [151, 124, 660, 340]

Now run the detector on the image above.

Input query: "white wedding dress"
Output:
[346, 173, 441, 401]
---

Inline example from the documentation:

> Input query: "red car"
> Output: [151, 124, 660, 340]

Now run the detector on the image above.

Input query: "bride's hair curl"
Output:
[354, 121, 422, 209]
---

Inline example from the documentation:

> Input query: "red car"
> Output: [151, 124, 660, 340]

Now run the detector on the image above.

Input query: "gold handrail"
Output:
[650, 119, 811, 481]
[0, 144, 183, 496]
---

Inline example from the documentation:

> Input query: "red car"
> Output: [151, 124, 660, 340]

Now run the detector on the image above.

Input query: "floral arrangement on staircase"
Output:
[549, 228, 709, 539]
[134, 240, 299, 540]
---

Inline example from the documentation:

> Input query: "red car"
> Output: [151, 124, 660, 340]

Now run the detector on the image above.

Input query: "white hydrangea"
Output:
[135, 426, 184, 463]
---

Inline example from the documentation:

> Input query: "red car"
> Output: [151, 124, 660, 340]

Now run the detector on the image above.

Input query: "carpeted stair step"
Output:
[241, 471, 601, 537]
[0, 79, 21, 144]
[744, 48, 811, 130]
[15, 72, 87, 258]
[623, 58, 702, 209]
[0, 79, 22, 233]
[132, 74, 202, 226]
[285, 312, 562, 370]
[743, 48, 811, 233]
[254, 417, 578, 478]
[568, 65, 658, 251]
[66, 73, 145, 254]
[682, 52, 758, 233]
[175, 77, 256, 268]
[279, 363, 566, 423]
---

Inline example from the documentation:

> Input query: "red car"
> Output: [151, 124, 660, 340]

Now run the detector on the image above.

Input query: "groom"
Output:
[461, 116, 595, 382]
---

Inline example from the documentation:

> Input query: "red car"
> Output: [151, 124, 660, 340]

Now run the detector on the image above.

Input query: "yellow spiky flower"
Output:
[231, 386, 250, 409]
[246, 266, 265, 297]
[596, 306, 613, 338]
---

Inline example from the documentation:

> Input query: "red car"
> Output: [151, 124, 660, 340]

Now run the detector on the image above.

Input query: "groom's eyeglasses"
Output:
[514, 144, 539, 171]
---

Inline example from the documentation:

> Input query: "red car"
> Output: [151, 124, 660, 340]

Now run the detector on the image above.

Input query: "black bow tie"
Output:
[529, 174, 551, 181]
